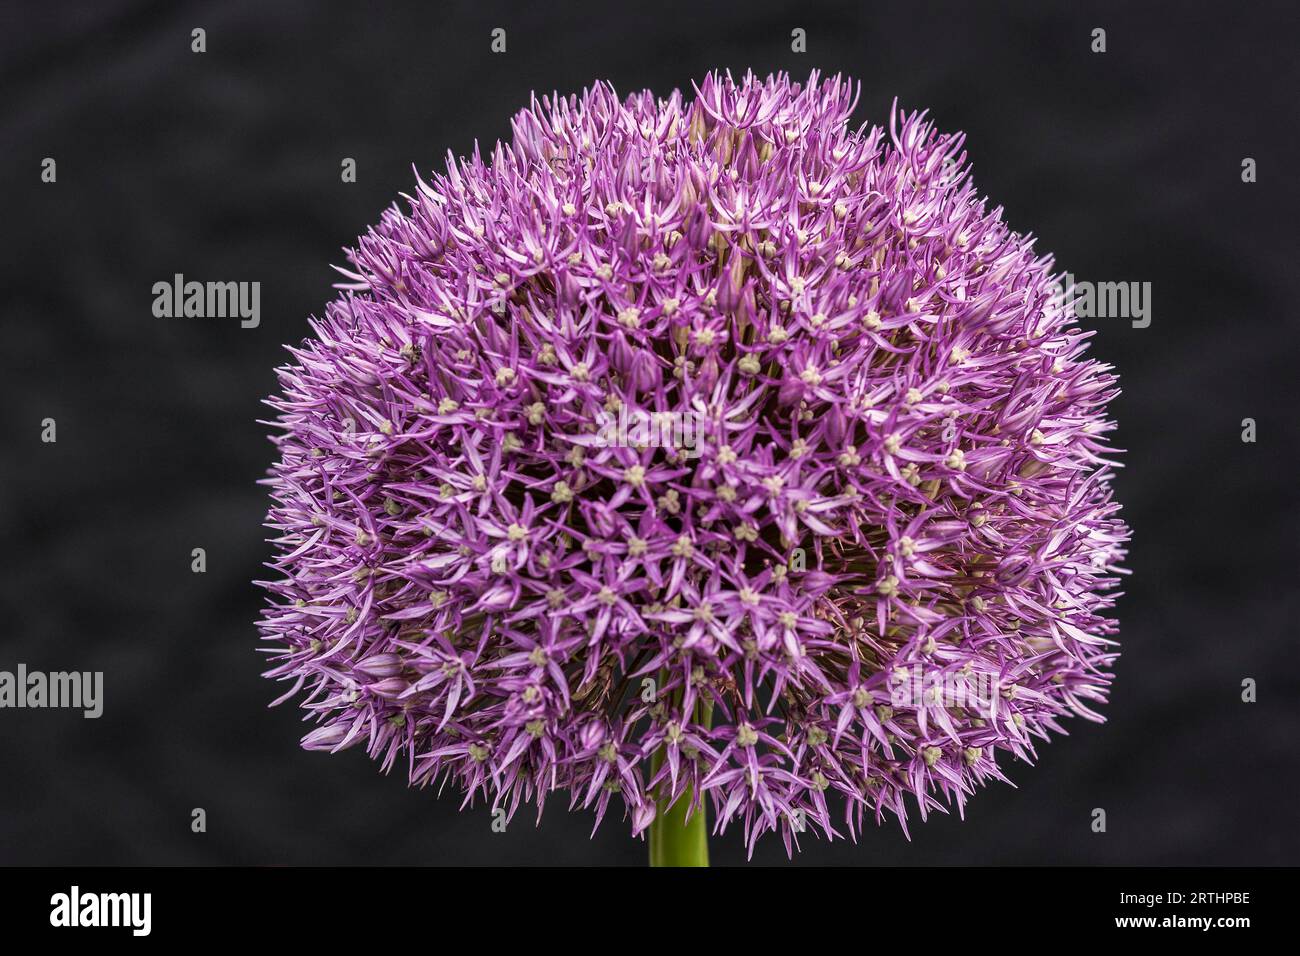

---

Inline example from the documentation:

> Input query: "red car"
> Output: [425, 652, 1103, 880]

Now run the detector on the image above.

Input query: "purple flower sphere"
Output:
[259, 70, 1129, 854]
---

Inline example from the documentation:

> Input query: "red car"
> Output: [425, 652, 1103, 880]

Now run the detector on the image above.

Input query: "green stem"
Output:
[648, 772, 709, 867]
[648, 688, 711, 867]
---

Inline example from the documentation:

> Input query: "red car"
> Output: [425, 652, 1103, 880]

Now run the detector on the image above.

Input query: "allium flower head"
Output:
[259, 70, 1129, 854]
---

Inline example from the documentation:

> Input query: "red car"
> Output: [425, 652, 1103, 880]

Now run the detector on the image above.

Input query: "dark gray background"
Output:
[1, 0, 1296, 865]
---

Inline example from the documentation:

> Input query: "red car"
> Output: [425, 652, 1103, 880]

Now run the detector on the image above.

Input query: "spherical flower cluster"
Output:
[258, 70, 1129, 853]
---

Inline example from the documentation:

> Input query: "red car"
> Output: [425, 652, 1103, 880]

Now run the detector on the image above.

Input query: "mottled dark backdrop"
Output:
[1, 0, 1296, 865]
